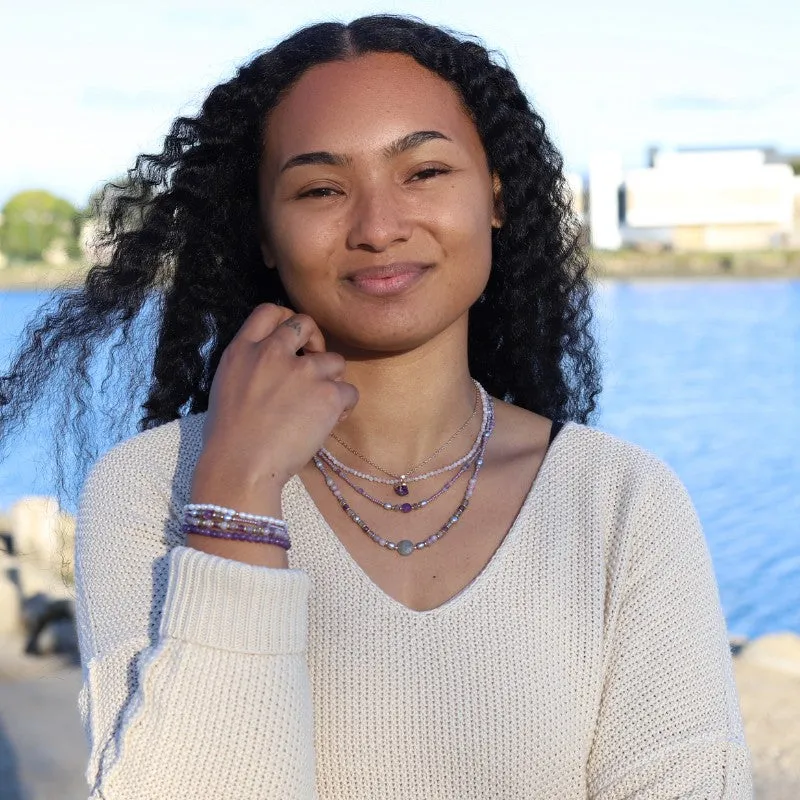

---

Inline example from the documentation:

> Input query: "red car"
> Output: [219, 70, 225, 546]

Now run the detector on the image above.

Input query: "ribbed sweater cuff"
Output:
[160, 546, 309, 654]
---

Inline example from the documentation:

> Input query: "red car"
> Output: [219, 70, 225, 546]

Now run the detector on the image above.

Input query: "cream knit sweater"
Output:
[74, 413, 753, 799]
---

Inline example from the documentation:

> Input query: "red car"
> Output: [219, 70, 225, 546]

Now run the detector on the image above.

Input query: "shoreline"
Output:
[1, 252, 799, 291]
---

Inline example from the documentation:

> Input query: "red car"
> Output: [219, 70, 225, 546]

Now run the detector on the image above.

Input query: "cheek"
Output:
[428, 188, 494, 271]
[267, 207, 341, 300]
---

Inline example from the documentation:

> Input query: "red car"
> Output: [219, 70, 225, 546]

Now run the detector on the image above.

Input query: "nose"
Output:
[345, 184, 412, 252]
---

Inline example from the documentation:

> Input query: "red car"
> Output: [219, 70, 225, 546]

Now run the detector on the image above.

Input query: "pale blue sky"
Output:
[1, 0, 798, 207]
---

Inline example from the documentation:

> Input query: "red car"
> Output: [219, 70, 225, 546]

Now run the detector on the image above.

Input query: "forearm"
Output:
[187, 456, 289, 568]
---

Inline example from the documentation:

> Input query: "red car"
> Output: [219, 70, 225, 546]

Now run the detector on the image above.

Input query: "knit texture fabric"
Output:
[74, 413, 754, 798]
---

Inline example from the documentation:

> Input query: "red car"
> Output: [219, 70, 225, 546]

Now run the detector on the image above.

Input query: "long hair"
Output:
[0, 15, 601, 508]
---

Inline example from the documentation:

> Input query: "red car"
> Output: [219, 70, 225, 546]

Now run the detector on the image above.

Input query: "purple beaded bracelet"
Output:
[182, 504, 291, 550]
[181, 523, 291, 550]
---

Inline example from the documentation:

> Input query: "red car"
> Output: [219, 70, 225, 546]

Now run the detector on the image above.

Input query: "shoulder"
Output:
[560, 421, 692, 502]
[491, 401, 693, 523]
[80, 412, 207, 513]
[555, 422, 701, 552]
[495, 400, 679, 494]
[559, 421, 675, 481]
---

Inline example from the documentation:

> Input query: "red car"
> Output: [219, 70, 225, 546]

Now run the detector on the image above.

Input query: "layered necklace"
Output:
[313, 381, 495, 556]
[324, 378, 482, 497]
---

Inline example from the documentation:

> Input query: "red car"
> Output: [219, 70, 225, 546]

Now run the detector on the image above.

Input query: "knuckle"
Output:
[320, 381, 342, 406]
[257, 336, 279, 358]
[221, 337, 243, 361]
[297, 354, 316, 374]
[292, 313, 311, 324]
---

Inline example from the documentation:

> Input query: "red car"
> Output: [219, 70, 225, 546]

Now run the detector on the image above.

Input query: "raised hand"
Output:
[188, 303, 359, 564]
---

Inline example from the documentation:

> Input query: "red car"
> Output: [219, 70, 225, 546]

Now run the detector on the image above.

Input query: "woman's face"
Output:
[258, 52, 502, 355]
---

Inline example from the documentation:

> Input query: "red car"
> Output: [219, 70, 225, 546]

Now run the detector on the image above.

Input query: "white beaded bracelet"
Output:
[183, 502, 286, 526]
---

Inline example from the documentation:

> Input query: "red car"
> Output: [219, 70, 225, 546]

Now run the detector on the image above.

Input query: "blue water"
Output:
[1, 281, 798, 639]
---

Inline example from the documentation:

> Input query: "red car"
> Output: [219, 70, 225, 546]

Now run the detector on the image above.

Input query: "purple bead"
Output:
[394, 483, 410, 497]
[400, 503, 413, 513]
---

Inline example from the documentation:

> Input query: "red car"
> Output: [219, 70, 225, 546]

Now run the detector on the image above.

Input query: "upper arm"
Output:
[587, 458, 753, 798]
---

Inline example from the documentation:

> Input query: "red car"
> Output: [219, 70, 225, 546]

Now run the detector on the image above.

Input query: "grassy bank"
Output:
[2, 250, 800, 291]
[593, 248, 800, 279]
[0, 261, 91, 291]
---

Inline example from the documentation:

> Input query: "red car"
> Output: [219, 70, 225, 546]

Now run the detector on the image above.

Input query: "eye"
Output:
[297, 186, 341, 199]
[409, 166, 451, 182]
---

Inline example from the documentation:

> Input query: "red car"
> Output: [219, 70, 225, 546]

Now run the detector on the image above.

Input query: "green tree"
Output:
[0, 190, 81, 262]
[84, 173, 155, 233]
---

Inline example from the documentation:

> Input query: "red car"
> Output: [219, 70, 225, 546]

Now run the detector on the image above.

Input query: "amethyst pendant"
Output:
[394, 482, 410, 497]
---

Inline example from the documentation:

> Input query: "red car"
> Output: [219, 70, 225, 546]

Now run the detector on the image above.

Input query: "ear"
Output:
[491, 172, 505, 229]
[258, 226, 277, 270]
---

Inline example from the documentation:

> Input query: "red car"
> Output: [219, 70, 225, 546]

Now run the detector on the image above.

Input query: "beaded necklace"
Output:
[319, 381, 490, 497]
[312, 397, 495, 556]
[327, 378, 480, 496]
[316, 451, 475, 513]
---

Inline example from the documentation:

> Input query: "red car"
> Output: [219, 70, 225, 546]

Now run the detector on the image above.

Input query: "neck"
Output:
[324, 324, 480, 475]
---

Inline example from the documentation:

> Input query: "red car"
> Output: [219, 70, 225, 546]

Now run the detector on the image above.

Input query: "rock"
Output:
[11, 496, 61, 565]
[22, 595, 76, 655]
[738, 632, 800, 677]
[0, 552, 24, 636]
[729, 633, 749, 656]
[9, 497, 75, 591]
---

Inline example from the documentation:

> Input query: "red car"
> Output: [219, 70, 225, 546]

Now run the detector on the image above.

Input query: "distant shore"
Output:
[1, 250, 799, 292]
[0, 261, 91, 291]
[594, 248, 800, 280]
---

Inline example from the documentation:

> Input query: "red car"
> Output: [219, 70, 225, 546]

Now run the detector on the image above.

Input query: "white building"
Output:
[623, 149, 798, 251]
[564, 171, 585, 222]
[588, 151, 622, 250]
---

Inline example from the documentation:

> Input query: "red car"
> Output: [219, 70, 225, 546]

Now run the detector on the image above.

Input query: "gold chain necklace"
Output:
[328, 378, 481, 496]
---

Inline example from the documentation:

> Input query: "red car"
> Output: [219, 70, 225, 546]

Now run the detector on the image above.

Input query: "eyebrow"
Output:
[279, 130, 452, 174]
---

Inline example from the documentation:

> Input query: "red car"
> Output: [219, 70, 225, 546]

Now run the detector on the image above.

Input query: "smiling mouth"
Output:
[345, 262, 431, 281]
[345, 263, 431, 297]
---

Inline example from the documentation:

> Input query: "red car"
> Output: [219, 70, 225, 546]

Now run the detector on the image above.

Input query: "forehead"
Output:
[263, 52, 481, 164]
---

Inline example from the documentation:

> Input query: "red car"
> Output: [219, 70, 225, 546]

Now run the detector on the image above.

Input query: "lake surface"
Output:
[1, 280, 798, 640]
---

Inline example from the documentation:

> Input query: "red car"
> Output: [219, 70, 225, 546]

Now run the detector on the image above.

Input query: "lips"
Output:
[345, 262, 430, 297]
[345, 262, 429, 281]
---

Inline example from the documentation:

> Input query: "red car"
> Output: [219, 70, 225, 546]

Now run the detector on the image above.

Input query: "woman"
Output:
[1, 15, 752, 799]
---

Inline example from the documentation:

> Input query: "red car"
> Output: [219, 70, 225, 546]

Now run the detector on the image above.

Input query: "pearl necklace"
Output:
[315, 451, 475, 513]
[312, 398, 495, 556]
[318, 381, 490, 497]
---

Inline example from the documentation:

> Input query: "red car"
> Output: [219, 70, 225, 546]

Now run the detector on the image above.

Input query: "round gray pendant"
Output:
[397, 539, 415, 556]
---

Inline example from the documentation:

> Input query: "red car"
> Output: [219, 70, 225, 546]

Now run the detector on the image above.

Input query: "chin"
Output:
[328, 310, 467, 357]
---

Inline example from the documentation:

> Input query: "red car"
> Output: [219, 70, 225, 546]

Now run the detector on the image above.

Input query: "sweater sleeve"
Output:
[586, 457, 754, 799]
[74, 438, 318, 799]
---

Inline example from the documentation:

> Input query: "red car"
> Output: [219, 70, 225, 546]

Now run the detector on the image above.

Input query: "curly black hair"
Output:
[0, 15, 601, 509]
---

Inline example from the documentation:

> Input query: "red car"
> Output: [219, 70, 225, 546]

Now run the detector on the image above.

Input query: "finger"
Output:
[334, 380, 360, 418]
[289, 316, 327, 355]
[271, 314, 327, 355]
[234, 303, 295, 344]
[303, 351, 346, 381]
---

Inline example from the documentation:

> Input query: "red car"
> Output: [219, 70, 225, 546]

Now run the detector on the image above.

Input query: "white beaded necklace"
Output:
[317, 382, 491, 497]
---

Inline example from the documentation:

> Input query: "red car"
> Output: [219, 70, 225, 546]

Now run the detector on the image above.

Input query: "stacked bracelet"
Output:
[182, 503, 291, 551]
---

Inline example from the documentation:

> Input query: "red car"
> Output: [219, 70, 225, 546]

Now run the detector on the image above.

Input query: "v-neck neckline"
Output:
[286, 421, 576, 617]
